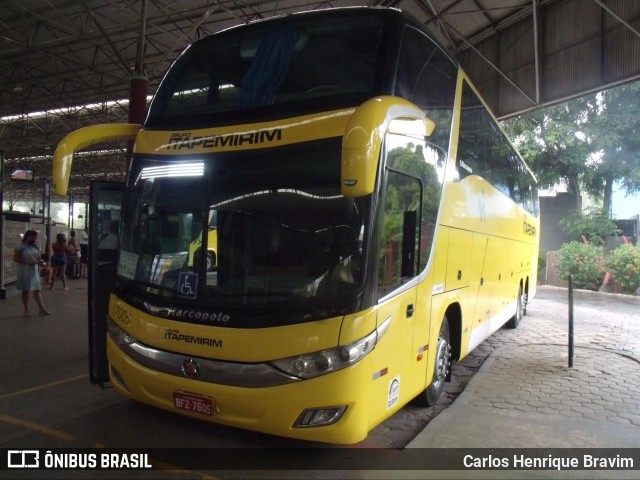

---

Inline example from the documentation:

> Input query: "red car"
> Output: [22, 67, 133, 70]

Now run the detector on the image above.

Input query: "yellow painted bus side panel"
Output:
[432, 164, 538, 360]
[411, 277, 435, 389]
[486, 236, 509, 322]
[468, 233, 489, 326]
[430, 226, 449, 295]
[457, 286, 473, 360]
[367, 287, 417, 430]
[441, 176, 537, 245]
[445, 229, 472, 291]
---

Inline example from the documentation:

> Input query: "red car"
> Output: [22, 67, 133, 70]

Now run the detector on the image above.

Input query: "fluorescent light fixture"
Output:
[1, 96, 153, 123]
[139, 162, 204, 180]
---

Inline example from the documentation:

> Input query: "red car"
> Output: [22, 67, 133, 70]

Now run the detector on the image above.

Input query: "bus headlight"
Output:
[270, 317, 391, 379]
[107, 317, 137, 346]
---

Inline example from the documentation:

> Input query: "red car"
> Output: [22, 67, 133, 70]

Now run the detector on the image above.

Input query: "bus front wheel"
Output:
[415, 318, 451, 407]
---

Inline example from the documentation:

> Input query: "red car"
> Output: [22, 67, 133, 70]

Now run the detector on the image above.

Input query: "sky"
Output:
[611, 183, 640, 220]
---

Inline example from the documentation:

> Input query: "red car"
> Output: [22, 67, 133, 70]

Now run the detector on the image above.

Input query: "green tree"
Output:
[503, 99, 592, 212]
[582, 82, 640, 214]
[387, 143, 441, 222]
[502, 81, 640, 215]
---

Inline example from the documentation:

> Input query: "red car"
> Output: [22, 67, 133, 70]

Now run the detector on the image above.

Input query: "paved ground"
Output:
[378, 285, 640, 479]
[365, 285, 640, 448]
[466, 286, 640, 427]
[1, 282, 639, 479]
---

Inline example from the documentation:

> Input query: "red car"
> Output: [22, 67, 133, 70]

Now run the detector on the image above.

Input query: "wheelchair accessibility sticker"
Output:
[178, 272, 198, 298]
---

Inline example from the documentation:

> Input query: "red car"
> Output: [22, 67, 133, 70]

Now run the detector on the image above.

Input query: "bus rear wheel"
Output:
[505, 285, 525, 329]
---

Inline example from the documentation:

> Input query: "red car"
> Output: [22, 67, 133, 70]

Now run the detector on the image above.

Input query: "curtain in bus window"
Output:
[239, 30, 296, 108]
[146, 12, 386, 127]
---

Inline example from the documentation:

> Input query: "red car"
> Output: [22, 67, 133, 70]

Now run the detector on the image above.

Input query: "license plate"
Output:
[173, 391, 214, 416]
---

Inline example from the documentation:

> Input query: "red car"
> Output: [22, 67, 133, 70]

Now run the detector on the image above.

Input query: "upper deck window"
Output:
[395, 26, 457, 154]
[147, 11, 388, 128]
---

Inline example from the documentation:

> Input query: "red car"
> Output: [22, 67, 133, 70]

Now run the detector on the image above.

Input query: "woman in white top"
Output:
[13, 230, 51, 316]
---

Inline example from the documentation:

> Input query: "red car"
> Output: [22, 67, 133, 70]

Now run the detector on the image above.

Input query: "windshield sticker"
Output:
[178, 272, 198, 298]
[117, 250, 138, 280]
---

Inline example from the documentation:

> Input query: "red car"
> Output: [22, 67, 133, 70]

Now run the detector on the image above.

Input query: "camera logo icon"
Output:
[7, 450, 40, 468]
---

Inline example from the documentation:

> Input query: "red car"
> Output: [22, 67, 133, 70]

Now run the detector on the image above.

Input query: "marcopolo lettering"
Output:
[167, 128, 282, 150]
[163, 307, 230, 324]
[164, 329, 222, 347]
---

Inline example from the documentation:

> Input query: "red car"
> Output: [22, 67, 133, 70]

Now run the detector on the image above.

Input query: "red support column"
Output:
[125, 74, 147, 172]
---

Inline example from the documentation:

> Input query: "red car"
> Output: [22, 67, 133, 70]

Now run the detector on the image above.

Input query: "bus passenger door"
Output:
[370, 287, 417, 429]
[88, 181, 125, 384]
[369, 168, 422, 424]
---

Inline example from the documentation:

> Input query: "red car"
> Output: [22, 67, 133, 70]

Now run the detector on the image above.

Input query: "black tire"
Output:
[414, 318, 451, 406]
[505, 285, 524, 329]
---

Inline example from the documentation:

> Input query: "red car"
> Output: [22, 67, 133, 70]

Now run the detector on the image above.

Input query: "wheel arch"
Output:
[443, 302, 462, 363]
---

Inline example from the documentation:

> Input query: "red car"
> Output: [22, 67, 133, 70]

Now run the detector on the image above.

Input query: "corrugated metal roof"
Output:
[2, 0, 640, 201]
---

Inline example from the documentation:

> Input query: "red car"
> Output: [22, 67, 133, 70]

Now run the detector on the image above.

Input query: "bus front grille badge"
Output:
[182, 358, 201, 379]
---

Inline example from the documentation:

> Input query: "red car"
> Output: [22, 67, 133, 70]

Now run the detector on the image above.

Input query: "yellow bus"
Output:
[188, 211, 217, 272]
[53, 7, 538, 444]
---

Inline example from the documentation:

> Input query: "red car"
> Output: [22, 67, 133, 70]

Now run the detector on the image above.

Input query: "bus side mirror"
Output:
[52, 123, 140, 196]
[341, 97, 435, 198]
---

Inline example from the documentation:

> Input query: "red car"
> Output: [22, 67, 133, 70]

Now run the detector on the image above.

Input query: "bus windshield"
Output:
[146, 10, 387, 128]
[118, 139, 370, 320]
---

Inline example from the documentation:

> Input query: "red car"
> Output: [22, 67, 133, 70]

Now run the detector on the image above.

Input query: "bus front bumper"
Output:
[106, 336, 372, 444]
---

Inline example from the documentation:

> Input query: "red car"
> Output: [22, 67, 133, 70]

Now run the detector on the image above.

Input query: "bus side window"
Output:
[458, 80, 538, 215]
[457, 86, 486, 180]
[384, 133, 445, 283]
[395, 26, 456, 155]
[378, 169, 421, 291]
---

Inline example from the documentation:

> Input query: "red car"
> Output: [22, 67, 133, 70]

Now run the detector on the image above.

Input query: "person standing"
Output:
[68, 230, 78, 256]
[50, 232, 69, 290]
[67, 229, 81, 278]
[79, 227, 89, 278]
[13, 230, 51, 316]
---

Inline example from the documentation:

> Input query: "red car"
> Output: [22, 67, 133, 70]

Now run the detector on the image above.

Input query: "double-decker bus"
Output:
[53, 7, 539, 444]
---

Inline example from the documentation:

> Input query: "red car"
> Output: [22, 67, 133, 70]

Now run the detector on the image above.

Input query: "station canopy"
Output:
[2, 0, 639, 203]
